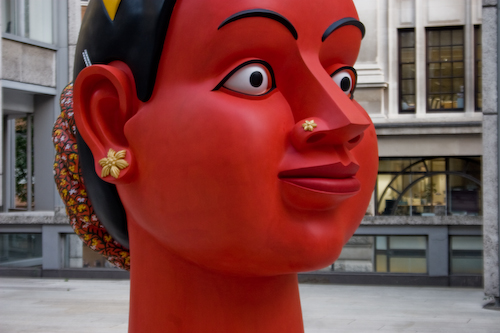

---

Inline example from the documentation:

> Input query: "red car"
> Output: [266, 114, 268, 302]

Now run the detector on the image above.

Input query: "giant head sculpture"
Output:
[53, 0, 378, 331]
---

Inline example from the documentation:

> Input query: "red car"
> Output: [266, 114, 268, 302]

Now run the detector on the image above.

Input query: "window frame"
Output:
[1, 0, 56, 47]
[474, 25, 482, 112]
[449, 235, 483, 275]
[375, 235, 428, 274]
[398, 28, 417, 114]
[375, 157, 482, 217]
[426, 26, 465, 112]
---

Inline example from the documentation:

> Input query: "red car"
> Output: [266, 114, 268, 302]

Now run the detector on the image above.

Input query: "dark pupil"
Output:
[340, 77, 351, 92]
[250, 71, 264, 87]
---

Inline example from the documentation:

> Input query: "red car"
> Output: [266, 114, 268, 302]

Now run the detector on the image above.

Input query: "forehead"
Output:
[170, 0, 360, 41]
[153, 0, 362, 89]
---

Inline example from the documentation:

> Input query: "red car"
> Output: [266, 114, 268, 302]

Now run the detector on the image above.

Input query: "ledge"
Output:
[298, 272, 482, 287]
[0, 209, 68, 225]
[361, 215, 482, 226]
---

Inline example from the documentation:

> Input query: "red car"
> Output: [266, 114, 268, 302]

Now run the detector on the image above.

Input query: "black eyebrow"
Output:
[322, 17, 365, 42]
[218, 9, 298, 40]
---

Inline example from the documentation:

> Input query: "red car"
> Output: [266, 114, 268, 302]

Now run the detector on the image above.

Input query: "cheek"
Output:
[121, 91, 295, 250]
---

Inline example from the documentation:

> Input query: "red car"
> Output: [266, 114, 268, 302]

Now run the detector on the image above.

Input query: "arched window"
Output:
[377, 157, 481, 216]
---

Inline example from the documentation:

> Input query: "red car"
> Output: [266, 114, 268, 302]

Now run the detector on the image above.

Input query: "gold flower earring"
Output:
[99, 149, 129, 179]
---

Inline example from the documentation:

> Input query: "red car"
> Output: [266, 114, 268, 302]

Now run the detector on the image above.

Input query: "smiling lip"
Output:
[278, 162, 361, 194]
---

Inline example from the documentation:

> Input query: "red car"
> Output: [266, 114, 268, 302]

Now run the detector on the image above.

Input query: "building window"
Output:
[0, 233, 42, 267]
[63, 234, 119, 269]
[450, 236, 483, 274]
[4, 115, 34, 211]
[475, 26, 482, 112]
[2, 0, 53, 44]
[399, 29, 416, 113]
[376, 157, 481, 216]
[317, 235, 426, 274]
[427, 27, 464, 111]
[375, 236, 427, 274]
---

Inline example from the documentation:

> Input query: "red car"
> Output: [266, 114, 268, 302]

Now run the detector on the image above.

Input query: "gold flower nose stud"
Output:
[302, 120, 317, 132]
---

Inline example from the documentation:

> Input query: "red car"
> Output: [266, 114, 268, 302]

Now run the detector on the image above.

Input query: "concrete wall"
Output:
[2, 40, 56, 87]
[482, 0, 499, 299]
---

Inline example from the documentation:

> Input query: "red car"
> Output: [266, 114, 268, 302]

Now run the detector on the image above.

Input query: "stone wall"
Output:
[482, 0, 499, 299]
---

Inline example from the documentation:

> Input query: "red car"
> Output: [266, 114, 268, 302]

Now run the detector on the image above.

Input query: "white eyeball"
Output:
[332, 70, 355, 96]
[223, 63, 272, 96]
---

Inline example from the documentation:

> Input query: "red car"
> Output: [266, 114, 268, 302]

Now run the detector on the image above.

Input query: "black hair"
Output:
[74, 0, 177, 248]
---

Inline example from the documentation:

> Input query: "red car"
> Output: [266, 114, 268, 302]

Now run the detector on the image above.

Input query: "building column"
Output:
[482, 0, 499, 304]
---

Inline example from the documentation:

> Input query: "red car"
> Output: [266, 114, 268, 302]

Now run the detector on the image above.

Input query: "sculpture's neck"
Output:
[127, 221, 304, 333]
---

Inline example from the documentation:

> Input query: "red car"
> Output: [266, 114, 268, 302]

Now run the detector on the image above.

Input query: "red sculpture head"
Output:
[55, 0, 378, 275]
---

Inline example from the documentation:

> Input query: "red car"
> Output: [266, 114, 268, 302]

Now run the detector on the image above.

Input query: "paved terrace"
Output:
[0, 277, 499, 332]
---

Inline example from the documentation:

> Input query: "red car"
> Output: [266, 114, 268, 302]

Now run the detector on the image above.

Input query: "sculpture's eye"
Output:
[331, 67, 357, 99]
[218, 61, 275, 96]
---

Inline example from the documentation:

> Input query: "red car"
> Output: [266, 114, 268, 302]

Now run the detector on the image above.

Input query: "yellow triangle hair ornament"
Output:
[103, 0, 122, 21]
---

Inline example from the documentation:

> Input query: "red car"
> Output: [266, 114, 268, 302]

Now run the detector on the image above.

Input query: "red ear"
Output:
[73, 62, 138, 184]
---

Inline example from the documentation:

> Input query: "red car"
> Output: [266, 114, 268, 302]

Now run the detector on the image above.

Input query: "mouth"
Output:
[278, 162, 360, 194]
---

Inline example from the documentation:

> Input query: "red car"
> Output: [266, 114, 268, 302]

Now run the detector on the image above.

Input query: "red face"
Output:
[119, 0, 378, 275]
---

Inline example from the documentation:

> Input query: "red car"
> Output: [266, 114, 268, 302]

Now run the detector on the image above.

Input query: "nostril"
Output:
[348, 135, 361, 145]
[307, 133, 326, 144]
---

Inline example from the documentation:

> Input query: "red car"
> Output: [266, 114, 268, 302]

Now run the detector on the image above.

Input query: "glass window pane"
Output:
[452, 46, 463, 61]
[440, 46, 451, 61]
[453, 78, 464, 93]
[400, 31, 415, 47]
[376, 254, 387, 272]
[429, 47, 440, 62]
[428, 30, 440, 46]
[441, 94, 453, 109]
[429, 95, 440, 109]
[26, 0, 53, 44]
[430, 159, 446, 172]
[449, 175, 481, 216]
[410, 160, 427, 172]
[401, 48, 415, 63]
[402, 64, 415, 79]
[0, 233, 42, 267]
[2, 0, 17, 34]
[450, 236, 483, 274]
[402, 95, 415, 111]
[389, 257, 427, 273]
[441, 79, 452, 93]
[429, 63, 440, 78]
[430, 79, 441, 93]
[376, 236, 387, 250]
[451, 236, 483, 250]
[452, 29, 463, 45]
[378, 159, 411, 173]
[402, 80, 415, 94]
[389, 236, 427, 250]
[450, 258, 482, 274]
[377, 175, 399, 215]
[440, 30, 451, 45]
[441, 63, 452, 77]
[453, 62, 464, 77]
